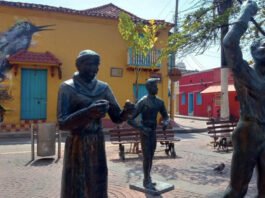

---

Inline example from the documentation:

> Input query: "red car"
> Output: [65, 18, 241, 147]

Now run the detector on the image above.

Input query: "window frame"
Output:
[196, 92, 202, 105]
[181, 93, 186, 105]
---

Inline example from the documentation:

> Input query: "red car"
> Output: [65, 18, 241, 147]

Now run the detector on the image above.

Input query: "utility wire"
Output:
[184, 58, 201, 71]
[189, 56, 203, 70]
[164, 10, 175, 22]
[190, 55, 204, 69]
[157, 0, 172, 18]
[202, 53, 220, 58]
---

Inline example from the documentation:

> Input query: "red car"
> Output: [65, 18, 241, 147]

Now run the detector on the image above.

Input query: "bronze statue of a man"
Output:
[223, 1, 265, 197]
[128, 78, 170, 190]
[57, 49, 134, 198]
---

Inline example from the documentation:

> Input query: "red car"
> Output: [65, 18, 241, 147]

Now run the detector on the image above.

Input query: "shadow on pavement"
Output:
[212, 149, 233, 154]
[176, 133, 203, 140]
[29, 158, 56, 166]
[110, 154, 182, 163]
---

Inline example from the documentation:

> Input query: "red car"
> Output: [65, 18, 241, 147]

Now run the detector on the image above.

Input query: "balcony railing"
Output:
[127, 48, 161, 68]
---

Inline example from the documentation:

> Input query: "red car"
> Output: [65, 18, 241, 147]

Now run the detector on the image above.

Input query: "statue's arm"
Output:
[57, 84, 93, 131]
[127, 101, 142, 130]
[159, 101, 170, 130]
[105, 86, 134, 123]
[127, 100, 152, 136]
[223, 0, 258, 70]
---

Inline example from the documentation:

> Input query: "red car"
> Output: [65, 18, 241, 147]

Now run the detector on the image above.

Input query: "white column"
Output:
[220, 68, 230, 120]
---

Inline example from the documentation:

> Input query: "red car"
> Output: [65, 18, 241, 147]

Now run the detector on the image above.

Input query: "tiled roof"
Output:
[82, 3, 171, 25]
[8, 50, 62, 65]
[0, 1, 172, 26]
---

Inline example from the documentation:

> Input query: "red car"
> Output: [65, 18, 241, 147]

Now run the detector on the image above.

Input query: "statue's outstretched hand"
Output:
[87, 99, 109, 119]
[241, 0, 258, 17]
[123, 100, 135, 119]
[162, 119, 170, 131]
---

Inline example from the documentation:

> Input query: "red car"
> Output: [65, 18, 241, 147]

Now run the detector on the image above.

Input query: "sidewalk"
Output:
[0, 130, 258, 197]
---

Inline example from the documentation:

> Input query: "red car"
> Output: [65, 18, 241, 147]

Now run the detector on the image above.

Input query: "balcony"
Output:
[127, 48, 161, 71]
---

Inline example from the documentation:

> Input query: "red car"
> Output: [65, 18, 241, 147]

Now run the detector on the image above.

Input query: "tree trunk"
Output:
[134, 68, 140, 103]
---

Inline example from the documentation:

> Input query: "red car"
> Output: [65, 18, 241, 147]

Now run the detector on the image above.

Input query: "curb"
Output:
[0, 128, 208, 140]
[0, 131, 70, 139]
[0, 132, 30, 139]
[0, 130, 110, 140]
[174, 115, 209, 121]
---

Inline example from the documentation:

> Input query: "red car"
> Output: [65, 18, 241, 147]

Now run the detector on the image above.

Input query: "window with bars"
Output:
[127, 47, 161, 67]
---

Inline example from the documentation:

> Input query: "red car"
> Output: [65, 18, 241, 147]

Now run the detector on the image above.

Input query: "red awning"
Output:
[8, 50, 61, 66]
[7, 50, 62, 79]
[201, 84, 235, 94]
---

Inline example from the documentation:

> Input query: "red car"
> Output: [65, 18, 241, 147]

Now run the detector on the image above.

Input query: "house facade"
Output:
[178, 67, 240, 119]
[0, 1, 173, 132]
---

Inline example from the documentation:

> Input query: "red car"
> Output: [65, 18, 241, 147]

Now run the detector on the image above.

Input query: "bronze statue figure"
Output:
[223, 1, 265, 197]
[128, 78, 170, 190]
[57, 49, 134, 198]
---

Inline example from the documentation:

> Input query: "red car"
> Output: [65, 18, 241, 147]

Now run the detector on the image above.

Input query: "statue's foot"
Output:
[143, 182, 156, 190]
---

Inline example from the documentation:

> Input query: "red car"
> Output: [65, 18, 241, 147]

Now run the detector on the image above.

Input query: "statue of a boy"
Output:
[128, 78, 170, 190]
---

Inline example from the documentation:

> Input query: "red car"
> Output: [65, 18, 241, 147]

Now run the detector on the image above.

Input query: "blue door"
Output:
[21, 69, 47, 120]
[188, 93, 194, 115]
[133, 84, 148, 101]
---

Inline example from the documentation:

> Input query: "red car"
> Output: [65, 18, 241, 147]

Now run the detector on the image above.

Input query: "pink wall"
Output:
[178, 67, 239, 119]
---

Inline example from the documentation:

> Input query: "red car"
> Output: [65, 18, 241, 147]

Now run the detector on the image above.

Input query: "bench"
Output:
[109, 125, 180, 160]
[206, 119, 238, 152]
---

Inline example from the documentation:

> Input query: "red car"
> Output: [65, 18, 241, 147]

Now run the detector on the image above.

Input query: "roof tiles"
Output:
[0, 1, 172, 26]
[8, 50, 62, 65]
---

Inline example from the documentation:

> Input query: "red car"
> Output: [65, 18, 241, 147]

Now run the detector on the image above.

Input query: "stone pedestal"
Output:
[129, 181, 174, 195]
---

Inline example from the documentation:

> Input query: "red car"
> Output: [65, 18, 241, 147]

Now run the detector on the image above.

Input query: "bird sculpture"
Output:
[0, 21, 54, 81]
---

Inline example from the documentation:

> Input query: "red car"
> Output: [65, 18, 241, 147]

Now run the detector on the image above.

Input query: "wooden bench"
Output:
[109, 125, 180, 160]
[207, 119, 238, 152]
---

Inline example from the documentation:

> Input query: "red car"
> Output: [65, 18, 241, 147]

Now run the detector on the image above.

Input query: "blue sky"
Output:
[5, 0, 222, 70]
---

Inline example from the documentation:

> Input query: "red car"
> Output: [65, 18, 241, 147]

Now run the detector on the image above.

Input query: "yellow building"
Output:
[0, 1, 173, 132]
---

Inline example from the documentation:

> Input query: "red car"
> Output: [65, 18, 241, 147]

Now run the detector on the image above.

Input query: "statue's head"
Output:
[145, 78, 159, 95]
[250, 37, 265, 71]
[76, 49, 100, 82]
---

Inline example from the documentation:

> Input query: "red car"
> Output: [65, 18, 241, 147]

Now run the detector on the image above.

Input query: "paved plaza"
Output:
[0, 117, 258, 198]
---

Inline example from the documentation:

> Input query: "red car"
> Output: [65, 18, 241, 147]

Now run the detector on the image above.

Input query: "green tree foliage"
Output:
[169, 0, 265, 57]
[118, 12, 162, 58]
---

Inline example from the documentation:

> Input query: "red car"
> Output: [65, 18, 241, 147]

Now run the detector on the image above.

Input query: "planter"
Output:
[168, 68, 181, 82]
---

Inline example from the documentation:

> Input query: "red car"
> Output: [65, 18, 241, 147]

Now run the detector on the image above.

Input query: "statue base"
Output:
[129, 180, 174, 195]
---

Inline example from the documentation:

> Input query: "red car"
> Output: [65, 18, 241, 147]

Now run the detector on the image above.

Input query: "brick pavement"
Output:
[0, 128, 258, 198]
[0, 144, 204, 198]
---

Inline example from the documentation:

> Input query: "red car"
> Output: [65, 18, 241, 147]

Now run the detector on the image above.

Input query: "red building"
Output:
[178, 67, 239, 119]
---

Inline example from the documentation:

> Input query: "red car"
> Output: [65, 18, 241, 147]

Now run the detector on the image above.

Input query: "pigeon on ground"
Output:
[213, 163, 225, 173]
